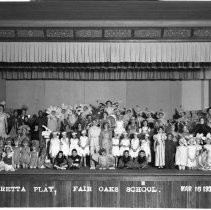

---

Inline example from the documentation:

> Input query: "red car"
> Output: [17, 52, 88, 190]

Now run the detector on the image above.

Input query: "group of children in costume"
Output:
[0, 100, 211, 171]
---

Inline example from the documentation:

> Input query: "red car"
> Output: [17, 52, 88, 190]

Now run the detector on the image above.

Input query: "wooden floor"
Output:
[0, 167, 211, 208]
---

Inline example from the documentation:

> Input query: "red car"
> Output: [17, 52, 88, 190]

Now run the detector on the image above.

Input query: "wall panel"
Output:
[6, 80, 45, 113]
[84, 81, 127, 106]
[5, 80, 208, 116]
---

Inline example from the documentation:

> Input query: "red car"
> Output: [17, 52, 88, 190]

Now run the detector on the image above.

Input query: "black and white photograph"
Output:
[0, 0, 211, 208]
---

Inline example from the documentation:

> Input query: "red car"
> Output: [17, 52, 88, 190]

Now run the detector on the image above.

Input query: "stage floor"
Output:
[1, 167, 211, 176]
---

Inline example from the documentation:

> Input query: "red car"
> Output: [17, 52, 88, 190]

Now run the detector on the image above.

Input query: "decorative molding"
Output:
[46, 29, 74, 38]
[193, 29, 211, 38]
[0, 29, 15, 38]
[163, 29, 191, 38]
[75, 29, 102, 38]
[17, 29, 44, 38]
[0, 27, 210, 41]
[134, 29, 161, 38]
[104, 29, 132, 38]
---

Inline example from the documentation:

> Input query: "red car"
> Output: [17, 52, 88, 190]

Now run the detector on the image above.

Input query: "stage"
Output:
[0, 168, 211, 208]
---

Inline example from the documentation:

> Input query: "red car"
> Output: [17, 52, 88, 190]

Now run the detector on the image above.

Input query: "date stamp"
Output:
[181, 186, 211, 192]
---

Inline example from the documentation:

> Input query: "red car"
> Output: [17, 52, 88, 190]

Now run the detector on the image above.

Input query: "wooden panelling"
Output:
[0, 170, 211, 207]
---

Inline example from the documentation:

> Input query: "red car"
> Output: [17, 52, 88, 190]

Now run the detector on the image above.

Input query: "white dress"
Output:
[187, 145, 197, 168]
[154, 133, 166, 167]
[80, 136, 89, 156]
[204, 144, 211, 166]
[140, 140, 151, 162]
[114, 120, 125, 135]
[60, 137, 69, 157]
[89, 126, 101, 147]
[69, 138, 81, 155]
[175, 145, 188, 166]
[112, 138, 120, 156]
[0, 113, 7, 138]
[119, 138, 130, 156]
[49, 137, 60, 158]
[47, 116, 58, 132]
[129, 138, 140, 158]
[139, 126, 150, 134]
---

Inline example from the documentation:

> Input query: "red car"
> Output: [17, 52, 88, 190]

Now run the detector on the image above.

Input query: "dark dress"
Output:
[118, 156, 133, 169]
[165, 140, 177, 169]
[133, 156, 148, 169]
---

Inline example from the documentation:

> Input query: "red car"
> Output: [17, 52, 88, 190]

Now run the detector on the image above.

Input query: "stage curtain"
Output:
[1, 42, 211, 63]
[0, 63, 206, 80]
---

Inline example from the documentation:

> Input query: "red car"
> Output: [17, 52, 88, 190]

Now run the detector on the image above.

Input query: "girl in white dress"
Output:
[139, 120, 151, 135]
[114, 115, 125, 136]
[175, 137, 188, 170]
[69, 132, 81, 156]
[119, 132, 130, 156]
[204, 137, 211, 167]
[0, 103, 8, 139]
[140, 134, 151, 163]
[49, 132, 60, 163]
[153, 126, 167, 168]
[79, 130, 89, 167]
[187, 137, 197, 169]
[129, 132, 140, 159]
[60, 132, 70, 158]
[112, 132, 120, 167]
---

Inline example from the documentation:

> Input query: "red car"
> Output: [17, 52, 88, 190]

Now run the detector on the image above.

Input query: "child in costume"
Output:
[129, 132, 140, 159]
[29, 143, 39, 169]
[69, 132, 81, 156]
[127, 117, 138, 136]
[0, 154, 5, 171]
[49, 132, 60, 163]
[0, 138, 4, 158]
[203, 136, 211, 167]
[119, 132, 131, 156]
[165, 133, 177, 169]
[187, 137, 197, 170]
[133, 150, 148, 169]
[175, 137, 188, 170]
[88, 119, 101, 169]
[112, 132, 120, 167]
[13, 138, 21, 169]
[3, 145, 15, 171]
[139, 120, 151, 135]
[67, 149, 82, 169]
[60, 132, 70, 158]
[153, 126, 166, 168]
[54, 151, 68, 170]
[114, 114, 125, 136]
[37, 150, 47, 169]
[46, 106, 60, 132]
[20, 138, 30, 168]
[79, 130, 89, 167]
[140, 134, 151, 163]
[118, 150, 133, 169]
[98, 148, 115, 170]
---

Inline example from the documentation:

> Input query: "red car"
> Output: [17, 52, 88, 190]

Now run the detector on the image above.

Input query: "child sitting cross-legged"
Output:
[132, 150, 148, 169]
[97, 148, 115, 170]
[118, 150, 133, 169]
[67, 149, 82, 169]
[54, 151, 68, 170]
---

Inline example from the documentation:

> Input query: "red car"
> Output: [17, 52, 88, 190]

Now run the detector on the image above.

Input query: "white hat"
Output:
[72, 132, 77, 135]
[62, 132, 67, 135]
